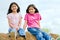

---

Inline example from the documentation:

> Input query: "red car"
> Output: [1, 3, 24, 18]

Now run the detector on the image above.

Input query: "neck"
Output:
[12, 11, 17, 14]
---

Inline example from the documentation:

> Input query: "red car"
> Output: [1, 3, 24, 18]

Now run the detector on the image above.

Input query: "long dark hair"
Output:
[26, 4, 39, 13]
[7, 2, 20, 15]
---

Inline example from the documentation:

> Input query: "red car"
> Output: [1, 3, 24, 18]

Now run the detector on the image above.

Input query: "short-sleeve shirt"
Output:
[24, 13, 42, 28]
[7, 13, 22, 28]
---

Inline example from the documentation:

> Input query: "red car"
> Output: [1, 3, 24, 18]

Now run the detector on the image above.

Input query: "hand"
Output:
[16, 27, 19, 30]
[16, 28, 18, 30]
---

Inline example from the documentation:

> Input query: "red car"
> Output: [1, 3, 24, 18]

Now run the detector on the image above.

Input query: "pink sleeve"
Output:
[37, 13, 42, 20]
[24, 14, 28, 20]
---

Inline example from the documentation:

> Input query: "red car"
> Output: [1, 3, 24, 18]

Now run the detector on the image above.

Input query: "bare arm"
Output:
[38, 21, 40, 27]
[23, 20, 27, 30]
[18, 17, 22, 27]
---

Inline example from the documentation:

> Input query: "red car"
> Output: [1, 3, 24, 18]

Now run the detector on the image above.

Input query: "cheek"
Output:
[33, 10, 35, 12]
[11, 7, 13, 10]
[11, 7, 18, 11]
[33, 9, 35, 12]
[15, 7, 18, 9]
[29, 10, 35, 13]
[14, 7, 18, 10]
[29, 9, 32, 12]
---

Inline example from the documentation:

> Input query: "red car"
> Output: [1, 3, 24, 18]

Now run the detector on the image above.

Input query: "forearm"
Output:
[9, 23, 15, 28]
[9, 23, 19, 31]
[23, 23, 27, 30]
[38, 21, 40, 27]
[38, 22, 40, 27]
[18, 22, 21, 27]
[18, 18, 22, 27]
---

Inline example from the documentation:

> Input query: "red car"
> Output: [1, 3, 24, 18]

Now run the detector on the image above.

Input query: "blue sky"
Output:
[0, 0, 60, 34]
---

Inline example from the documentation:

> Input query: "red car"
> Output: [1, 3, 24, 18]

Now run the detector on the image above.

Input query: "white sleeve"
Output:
[19, 13, 22, 18]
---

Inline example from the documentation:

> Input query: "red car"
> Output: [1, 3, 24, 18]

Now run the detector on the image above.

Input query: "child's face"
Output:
[11, 4, 18, 12]
[29, 7, 35, 14]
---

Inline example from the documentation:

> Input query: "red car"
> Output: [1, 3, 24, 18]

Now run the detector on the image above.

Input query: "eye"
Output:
[12, 4, 17, 8]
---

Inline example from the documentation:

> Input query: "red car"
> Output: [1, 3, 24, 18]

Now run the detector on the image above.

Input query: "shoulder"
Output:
[7, 13, 12, 17]
[35, 13, 40, 16]
[25, 13, 29, 16]
[26, 13, 29, 15]
[36, 13, 41, 16]
[18, 13, 22, 16]
[7, 13, 12, 19]
[36, 13, 40, 14]
[18, 13, 22, 18]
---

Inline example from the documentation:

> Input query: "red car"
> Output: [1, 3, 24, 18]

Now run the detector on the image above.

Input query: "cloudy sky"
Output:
[0, 0, 60, 34]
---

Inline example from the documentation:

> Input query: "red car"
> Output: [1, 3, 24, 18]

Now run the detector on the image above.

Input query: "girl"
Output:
[23, 4, 51, 40]
[7, 2, 25, 36]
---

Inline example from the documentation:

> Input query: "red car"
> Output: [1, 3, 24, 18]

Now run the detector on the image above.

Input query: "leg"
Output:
[36, 32, 45, 40]
[35, 29, 52, 40]
[27, 28, 40, 35]
[18, 28, 25, 36]
[41, 31, 52, 40]
[8, 28, 17, 40]
[8, 28, 12, 33]
[8, 28, 16, 33]
[28, 28, 45, 40]
[17, 28, 26, 40]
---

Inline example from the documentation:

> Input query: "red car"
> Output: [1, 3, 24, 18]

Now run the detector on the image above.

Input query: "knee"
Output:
[46, 34, 51, 38]
[8, 28, 16, 33]
[43, 33, 52, 40]
[36, 32, 43, 38]
[36, 33, 45, 40]
[18, 28, 25, 36]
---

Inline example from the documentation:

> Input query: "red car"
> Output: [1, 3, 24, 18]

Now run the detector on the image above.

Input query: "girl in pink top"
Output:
[23, 4, 51, 40]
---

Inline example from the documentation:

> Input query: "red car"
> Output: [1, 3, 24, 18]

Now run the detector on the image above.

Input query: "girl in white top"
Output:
[7, 2, 23, 35]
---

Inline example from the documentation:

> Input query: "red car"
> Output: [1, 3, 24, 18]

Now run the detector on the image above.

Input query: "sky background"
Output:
[0, 0, 60, 34]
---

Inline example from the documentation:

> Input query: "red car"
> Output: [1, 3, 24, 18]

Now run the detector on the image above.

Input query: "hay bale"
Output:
[0, 32, 37, 40]
[8, 32, 25, 40]
[16, 36, 25, 40]
[0, 33, 9, 40]
[16, 33, 25, 40]
[50, 33, 59, 39]
[8, 32, 16, 40]
[26, 32, 36, 40]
